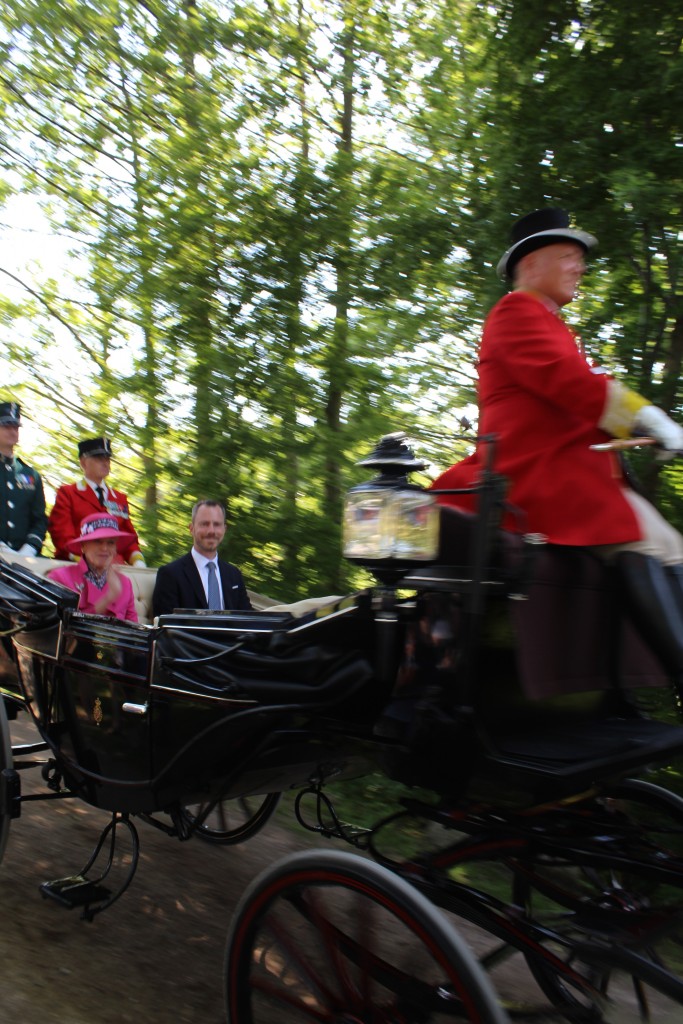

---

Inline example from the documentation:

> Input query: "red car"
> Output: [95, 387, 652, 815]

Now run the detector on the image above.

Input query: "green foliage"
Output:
[1, 0, 683, 594]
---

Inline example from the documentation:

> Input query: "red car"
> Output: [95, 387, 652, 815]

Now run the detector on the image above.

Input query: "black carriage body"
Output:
[0, 563, 79, 711]
[3, 537, 679, 818]
[147, 601, 383, 810]
[1, 454, 681, 822]
[47, 614, 154, 806]
[9, 590, 388, 814]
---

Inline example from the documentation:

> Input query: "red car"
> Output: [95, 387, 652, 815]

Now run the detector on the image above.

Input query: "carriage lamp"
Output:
[343, 433, 439, 580]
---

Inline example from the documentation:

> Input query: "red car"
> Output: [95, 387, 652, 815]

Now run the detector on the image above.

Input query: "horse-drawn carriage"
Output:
[3, 433, 683, 1022]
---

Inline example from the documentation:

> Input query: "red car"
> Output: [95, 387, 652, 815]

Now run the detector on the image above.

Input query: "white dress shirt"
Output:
[85, 477, 110, 503]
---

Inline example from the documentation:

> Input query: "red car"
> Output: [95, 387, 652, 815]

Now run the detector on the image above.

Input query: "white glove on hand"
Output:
[634, 405, 683, 460]
[17, 543, 37, 556]
[0, 541, 11, 554]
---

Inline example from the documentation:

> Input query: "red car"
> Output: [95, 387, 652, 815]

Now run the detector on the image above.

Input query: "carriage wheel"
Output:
[0, 697, 14, 864]
[511, 778, 683, 1022]
[182, 792, 280, 845]
[224, 848, 510, 1024]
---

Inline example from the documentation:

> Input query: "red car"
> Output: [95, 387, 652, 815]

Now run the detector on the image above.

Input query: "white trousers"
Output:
[593, 489, 683, 565]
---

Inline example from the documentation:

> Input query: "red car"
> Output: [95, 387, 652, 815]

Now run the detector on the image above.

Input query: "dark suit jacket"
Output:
[152, 552, 252, 618]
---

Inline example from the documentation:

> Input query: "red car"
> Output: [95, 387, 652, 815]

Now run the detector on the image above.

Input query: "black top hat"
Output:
[497, 207, 597, 279]
[0, 402, 21, 426]
[78, 437, 113, 458]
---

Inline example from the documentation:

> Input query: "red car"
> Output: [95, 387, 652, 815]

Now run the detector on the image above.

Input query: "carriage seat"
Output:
[0, 552, 275, 626]
[481, 715, 683, 798]
[263, 595, 344, 615]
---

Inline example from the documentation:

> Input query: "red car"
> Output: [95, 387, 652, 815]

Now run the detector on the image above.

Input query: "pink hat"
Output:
[66, 513, 134, 553]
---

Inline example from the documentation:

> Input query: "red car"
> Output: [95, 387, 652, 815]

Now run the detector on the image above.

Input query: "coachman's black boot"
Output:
[616, 551, 683, 708]
[665, 564, 683, 620]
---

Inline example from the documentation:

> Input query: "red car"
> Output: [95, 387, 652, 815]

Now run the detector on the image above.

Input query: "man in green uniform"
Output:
[0, 401, 47, 555]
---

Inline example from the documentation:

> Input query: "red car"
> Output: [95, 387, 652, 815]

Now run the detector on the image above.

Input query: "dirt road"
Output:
[1, 715, 330, 1024]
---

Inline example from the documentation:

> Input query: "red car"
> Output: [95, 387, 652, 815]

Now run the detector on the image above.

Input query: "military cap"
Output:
[0, 402, 21, 426]
[78, 437, 113, 458]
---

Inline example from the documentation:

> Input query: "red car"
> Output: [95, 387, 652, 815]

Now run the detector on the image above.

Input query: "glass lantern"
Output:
[343, 434, 439, 581]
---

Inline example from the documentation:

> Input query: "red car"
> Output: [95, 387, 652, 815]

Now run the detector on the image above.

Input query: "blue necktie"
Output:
[207, 561, 222, 610]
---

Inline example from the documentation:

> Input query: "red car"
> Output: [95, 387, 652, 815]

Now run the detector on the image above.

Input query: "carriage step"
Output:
[39, 874, 112, 910]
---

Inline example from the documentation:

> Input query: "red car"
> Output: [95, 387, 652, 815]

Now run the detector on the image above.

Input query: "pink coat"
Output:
[48, 560, 138, 622]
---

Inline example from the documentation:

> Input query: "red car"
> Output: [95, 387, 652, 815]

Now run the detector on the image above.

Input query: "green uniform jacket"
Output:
[0, 454, 48, 553]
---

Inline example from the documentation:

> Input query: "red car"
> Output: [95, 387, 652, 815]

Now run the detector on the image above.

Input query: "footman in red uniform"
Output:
[48, 437, 146, 566]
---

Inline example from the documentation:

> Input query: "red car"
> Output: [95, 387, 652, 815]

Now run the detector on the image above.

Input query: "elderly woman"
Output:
[48, 513, 138, 622]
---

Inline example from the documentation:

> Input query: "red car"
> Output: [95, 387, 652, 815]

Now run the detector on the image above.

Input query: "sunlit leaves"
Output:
[3, 0, 683, 582]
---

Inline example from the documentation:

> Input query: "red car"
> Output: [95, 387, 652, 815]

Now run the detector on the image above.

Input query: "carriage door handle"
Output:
[122, 702, 149, 716]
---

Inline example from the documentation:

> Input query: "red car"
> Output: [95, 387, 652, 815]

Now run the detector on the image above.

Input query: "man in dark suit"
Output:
[152, 499, 252, 617]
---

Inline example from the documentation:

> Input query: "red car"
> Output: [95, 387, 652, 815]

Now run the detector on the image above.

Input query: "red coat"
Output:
[432, 291, 641, 546]
[48, 480, 143, 563]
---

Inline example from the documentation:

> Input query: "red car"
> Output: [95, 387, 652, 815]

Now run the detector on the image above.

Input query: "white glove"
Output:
[130, 553, 146, 567]
[634, 405, 683, 460]
[0, 541, 11, 554]
[17, 543, 37, 556]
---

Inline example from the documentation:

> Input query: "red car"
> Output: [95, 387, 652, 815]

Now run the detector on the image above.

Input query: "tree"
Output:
[4, 0, 681, 590]
[430, 0, 683, 520]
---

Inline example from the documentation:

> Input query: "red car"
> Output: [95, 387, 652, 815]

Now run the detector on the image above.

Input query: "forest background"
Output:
[1, 0, 683, 602]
